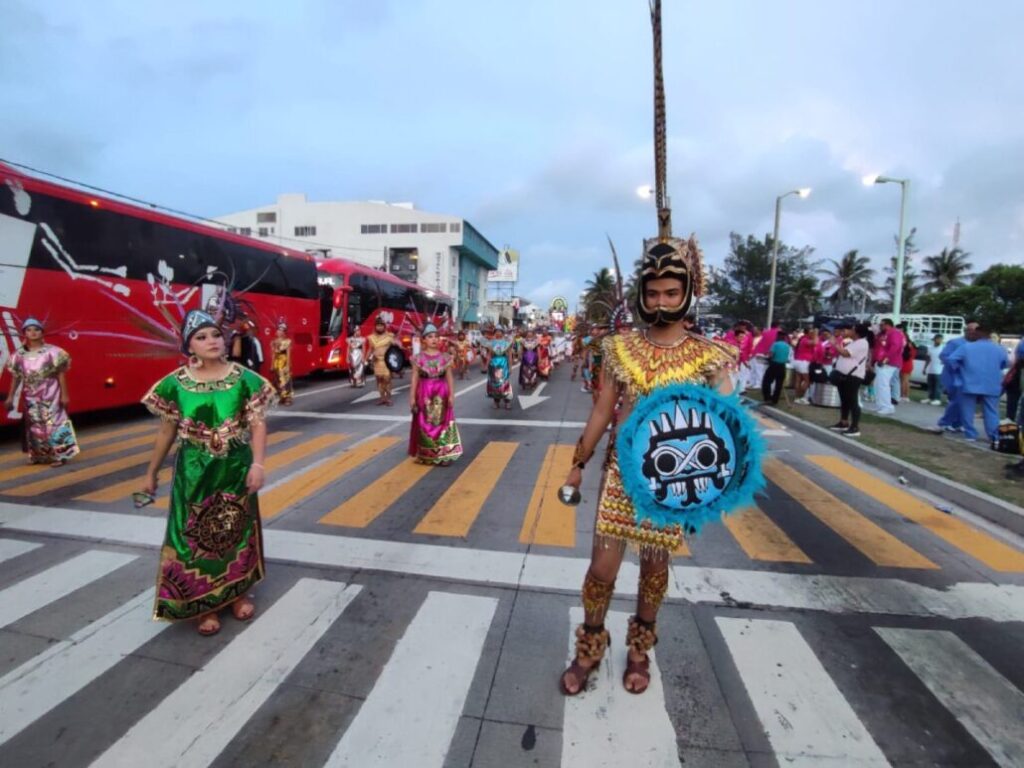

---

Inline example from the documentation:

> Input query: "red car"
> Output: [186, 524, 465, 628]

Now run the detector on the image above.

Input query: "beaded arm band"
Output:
[572, 436, 594, 470]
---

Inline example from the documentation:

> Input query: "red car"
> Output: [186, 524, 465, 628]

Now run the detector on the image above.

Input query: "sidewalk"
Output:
[750, 386, 1024, 530]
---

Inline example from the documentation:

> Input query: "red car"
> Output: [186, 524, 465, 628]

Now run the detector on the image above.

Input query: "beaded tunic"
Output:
[596, 330, 737, 552]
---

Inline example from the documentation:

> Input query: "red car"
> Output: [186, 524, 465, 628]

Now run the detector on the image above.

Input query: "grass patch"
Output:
[750, 389, 1024, 508]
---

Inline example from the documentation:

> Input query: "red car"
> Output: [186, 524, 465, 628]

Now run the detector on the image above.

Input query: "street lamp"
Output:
[863, 173, 910, 323]
[765, 187, 811, 328]
[636, 185, 654, 199]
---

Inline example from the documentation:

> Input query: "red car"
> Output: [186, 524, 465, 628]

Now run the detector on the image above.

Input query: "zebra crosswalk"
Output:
[0, 538, 1021, 767]
[2, 422, 1021, 576]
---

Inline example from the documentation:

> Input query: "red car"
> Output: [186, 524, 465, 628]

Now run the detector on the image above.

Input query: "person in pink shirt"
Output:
[817, 329, 840, 366]
[792, 327, 819, 404]
[872, 318, 905, 415]
[750, 320, 780, 390]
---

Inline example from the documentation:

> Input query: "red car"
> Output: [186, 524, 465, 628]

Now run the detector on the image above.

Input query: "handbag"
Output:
[809, 363, 828, 384]
[827, 368, 848, 387]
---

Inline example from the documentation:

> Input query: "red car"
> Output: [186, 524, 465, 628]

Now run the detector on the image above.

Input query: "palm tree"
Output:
[781, 276, 821, 319]
[817, 250, 876, 312]
[583, 268, 617, 322]
[921, 247, 973, 293]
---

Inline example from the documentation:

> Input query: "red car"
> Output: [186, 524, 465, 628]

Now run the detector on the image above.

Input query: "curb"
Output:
[760, 404, 1024, 538]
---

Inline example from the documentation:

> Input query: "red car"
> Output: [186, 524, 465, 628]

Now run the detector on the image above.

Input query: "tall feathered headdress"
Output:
[635, 0, 704, 326]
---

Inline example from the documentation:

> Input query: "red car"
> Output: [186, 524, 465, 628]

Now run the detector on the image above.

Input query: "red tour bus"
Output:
[316, 259, 452, 372]
[0, 161, 448, 416]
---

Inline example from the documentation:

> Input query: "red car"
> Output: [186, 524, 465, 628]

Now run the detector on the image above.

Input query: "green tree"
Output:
[583, 267, 617, 323]
[921, 247, 973, 293]
[780, 275, 822, 319]
[817, 249, 877, 313]
[973, 264, 1024, 332]
[706, 233, 816, 325]
[912, 285, 993, 321]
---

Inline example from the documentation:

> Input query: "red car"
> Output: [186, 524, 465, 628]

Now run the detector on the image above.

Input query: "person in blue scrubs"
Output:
[947, 323, 1007, 442]
[936, 323, 976, 432]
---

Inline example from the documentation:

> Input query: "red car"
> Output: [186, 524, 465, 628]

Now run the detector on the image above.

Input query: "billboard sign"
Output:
[487, 248, 519, 282]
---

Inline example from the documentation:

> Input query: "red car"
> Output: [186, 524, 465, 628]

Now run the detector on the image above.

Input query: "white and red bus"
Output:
[317, 259, 452, 372]
[0, 161, 449, 415]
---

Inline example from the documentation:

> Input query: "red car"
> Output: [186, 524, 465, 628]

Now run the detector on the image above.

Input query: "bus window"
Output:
[346, 290, 363, 335]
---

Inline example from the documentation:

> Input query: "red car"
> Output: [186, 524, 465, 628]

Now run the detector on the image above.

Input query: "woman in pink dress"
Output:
[408, 324, 463, 465]
[3, 318, 80, 466]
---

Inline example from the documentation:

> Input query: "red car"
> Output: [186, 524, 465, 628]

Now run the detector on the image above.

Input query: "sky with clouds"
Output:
[4, 0, 1023, 309]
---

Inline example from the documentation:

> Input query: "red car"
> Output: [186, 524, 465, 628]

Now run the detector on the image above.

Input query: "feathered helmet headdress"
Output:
[180, 309, 220, 354]
[20, 317, 44, 333]
[635, 0, 704, 326]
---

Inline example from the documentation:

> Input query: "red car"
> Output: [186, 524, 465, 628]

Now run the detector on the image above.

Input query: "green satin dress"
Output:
[142, 364, 275, 621]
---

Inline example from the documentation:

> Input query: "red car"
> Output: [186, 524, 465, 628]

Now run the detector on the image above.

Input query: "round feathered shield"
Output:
[615, 383, 765, 534]
[385, 346, 405, 373]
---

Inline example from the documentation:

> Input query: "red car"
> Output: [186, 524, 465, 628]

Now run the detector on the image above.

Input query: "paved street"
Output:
[1, 361, 1023, 768]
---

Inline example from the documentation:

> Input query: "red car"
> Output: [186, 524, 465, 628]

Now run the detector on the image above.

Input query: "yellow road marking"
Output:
[723, 505, 812, 563]
[414, 442, 519, 537]
[766, 458, 938, 569]
[0, 433, 157, 485]
[77, 431, 304, 505]
[754, 413, 785, 430]
[808, 455, 1024, 572]
[263, 436, 400, 521]
[519, 444, 577, 548]
[321, 456, 432, 528]
[0, 423, 154, 464]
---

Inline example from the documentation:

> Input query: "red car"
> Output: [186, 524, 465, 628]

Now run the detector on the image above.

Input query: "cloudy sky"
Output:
[4, 0, 1023, 308]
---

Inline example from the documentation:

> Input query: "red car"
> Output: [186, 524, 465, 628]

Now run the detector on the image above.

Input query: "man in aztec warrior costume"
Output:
[559, 0, 764, 696]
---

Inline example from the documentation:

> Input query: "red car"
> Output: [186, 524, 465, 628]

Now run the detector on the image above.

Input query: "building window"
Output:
[240, 227, 252, 236]
[226, 226, 238, 234]
[450, 222, 461, 233]
[294, 226, 317, 237]
[390, 223, 418, 234]
[258, 227, 269, 237]
[360, 224, 388, 234]
[256, 212, 277, 223]
[421, 222, 446, 233]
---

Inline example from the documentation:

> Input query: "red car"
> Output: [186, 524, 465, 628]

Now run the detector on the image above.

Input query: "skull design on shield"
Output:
[641, 404, 732, 506]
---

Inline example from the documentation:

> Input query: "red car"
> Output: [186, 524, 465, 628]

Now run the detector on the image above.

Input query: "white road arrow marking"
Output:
[518, 381, 549, 410]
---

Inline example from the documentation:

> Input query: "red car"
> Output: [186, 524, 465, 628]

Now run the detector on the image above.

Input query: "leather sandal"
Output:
[231, 596, 256, 622]
[623, 654, 651, 694]
[196, 613, 221, 636]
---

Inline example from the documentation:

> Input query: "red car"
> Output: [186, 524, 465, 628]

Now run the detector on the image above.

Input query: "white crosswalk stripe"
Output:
[90, 578, 362, 768]
[0, 589, 166, 747]
[875, 627, 1024, 768]
[562, 609, 681, 768]
[323, 591, 498, 768]
[0, 550, 137, 629]
[0, 538, 40, 564]
[716, 617, 890, 767]
[1, 539, 1023, 768]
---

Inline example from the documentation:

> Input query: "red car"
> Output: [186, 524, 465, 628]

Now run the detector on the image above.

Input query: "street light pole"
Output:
[863, 174, 910, 323]
[766, 188, 810, 329]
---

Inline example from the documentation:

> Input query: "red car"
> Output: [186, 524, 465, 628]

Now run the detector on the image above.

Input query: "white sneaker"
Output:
[876, 407, 895, 416]
[930, 399, 943, 406]
[794, 397, 809, 405]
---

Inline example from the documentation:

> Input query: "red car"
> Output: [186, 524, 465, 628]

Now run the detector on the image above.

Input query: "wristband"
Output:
[251, 463, 264, 470]
[572, 437, 592, 470]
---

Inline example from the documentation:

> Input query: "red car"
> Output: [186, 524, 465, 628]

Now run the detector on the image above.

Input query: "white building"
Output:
[215, 194, 500, 324]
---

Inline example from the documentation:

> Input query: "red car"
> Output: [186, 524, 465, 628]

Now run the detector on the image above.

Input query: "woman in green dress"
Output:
[141, 309, 275, 636]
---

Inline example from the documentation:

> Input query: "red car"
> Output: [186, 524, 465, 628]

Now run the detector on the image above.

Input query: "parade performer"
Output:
[368, 318, 396, 405]
[559, 0, 762, 697]
[3, 317, 80, 466]
[520, 329, 540, 390]
[140, 310, 275, 635]
[453, 330, 471, 380]
[270, 321, 293, 405]
[347, 325, 368, 388]
[571, 324, 586, 381]
[538, 330, 553, 379]
[485, 327, 514, 409]
[584, 324, 607, 402]
[408, 324, 463, 464]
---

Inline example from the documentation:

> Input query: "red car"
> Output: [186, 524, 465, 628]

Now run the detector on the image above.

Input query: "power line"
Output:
[0, 156, 387, 257]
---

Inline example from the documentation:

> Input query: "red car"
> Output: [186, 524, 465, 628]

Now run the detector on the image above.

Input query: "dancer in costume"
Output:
[141, 310, 275, 635]
[559, 0, 760, 697]
[453, 330, 471, 380]
[520, 329, 540, 391]
[485, 328, 514, 409]
[368, 318, 396, 405]
[538, 330, 553, 379]
[571, 324, 586, 381]
[270, 321, 293, 405]
[584, 324, 608, 402]
[347, 325, 368, 387]
[408, 324, 463, 464]
[3, 318, 80, 466]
